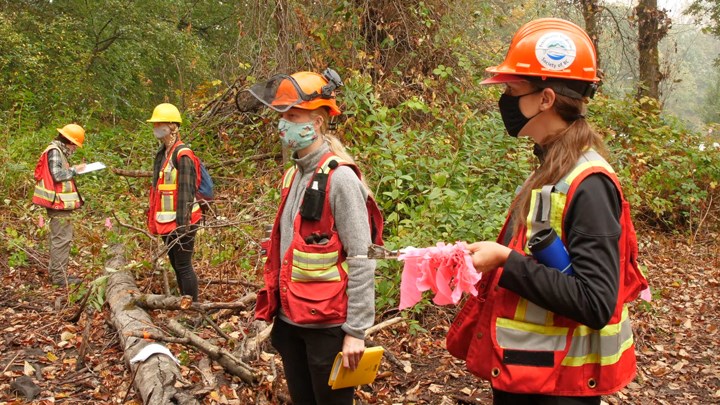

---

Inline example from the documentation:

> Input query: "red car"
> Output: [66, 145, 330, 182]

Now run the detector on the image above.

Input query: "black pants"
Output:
[493, 388, 601, 405]
[271, 318, 354, 405]
[162, 226, 198, 301]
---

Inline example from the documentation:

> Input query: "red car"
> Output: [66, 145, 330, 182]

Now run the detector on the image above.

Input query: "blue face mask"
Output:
[278, 118, 318, 151]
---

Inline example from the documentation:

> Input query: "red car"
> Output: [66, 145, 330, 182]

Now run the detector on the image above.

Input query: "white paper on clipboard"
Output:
[75, 162, 106, 175]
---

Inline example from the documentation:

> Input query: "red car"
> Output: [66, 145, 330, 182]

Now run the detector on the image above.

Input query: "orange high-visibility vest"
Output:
[32, 144, 83, 210]
[255, 153, 383, 324]
[147, 142, 201, 236]
[447, 150, 648, 396]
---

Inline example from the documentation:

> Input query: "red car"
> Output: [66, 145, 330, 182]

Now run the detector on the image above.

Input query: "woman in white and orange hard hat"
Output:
[246, 69, 383, 405]
[32, 123, 87, 287]
[446, 18, 648, 404]
[146, 103, 203, 301]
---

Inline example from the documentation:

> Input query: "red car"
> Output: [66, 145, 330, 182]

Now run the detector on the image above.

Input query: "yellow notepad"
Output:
[328, 346, 384, 390]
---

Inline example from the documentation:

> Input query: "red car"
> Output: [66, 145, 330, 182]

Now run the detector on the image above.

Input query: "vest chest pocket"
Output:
[287, 267, 347, 323]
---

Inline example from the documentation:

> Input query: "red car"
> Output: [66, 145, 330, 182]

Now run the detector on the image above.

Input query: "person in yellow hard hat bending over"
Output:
[247, 69, 382, 405]
[146, 103, 202, 301]
[32, 124, 87, 287]
[445, 18, 649, 404]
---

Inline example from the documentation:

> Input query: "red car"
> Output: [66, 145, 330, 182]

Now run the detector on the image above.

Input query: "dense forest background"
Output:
[1, 0, 719, 403]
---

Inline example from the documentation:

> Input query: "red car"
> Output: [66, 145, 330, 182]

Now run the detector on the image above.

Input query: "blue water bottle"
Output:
[528, 228, 574, 275]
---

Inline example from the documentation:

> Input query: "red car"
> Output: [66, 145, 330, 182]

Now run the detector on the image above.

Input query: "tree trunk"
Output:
[578, 0, 602, 70]
[105, 244, 198, 405]
[636, 0, 671, 103]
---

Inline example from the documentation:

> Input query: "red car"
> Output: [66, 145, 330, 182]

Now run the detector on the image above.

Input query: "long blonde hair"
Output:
[511, 92, 608, 237]
[310, 108, 373, 197]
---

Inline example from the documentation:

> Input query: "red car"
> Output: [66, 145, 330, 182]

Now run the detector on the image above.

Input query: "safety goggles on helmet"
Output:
[236, 68, 343, 113]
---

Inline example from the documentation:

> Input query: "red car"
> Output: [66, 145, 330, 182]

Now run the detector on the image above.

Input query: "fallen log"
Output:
[105, 243, 198, 405]
[133, 292, 256, 312]
[166, 319, 258, 385]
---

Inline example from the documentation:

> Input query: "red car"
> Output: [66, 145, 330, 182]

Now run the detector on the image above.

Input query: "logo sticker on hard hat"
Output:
[535, 32, 577, 71]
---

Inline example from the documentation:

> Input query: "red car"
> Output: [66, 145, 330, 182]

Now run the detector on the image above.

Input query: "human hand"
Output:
[341, 334, 365, 371]
[466, 241, 512, 273]
[74, 163, 86, 173]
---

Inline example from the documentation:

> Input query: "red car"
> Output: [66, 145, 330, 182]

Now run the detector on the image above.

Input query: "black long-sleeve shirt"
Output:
[499, 174, 622, 330]
[152, 144, 197, 228]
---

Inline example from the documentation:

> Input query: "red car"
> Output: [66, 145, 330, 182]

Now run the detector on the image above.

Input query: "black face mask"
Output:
[498, 90, 542, 137]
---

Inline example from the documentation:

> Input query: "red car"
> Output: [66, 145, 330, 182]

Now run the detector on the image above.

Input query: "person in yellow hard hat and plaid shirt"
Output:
[32, 124, 87, 287]
[146, 103, 202, 301]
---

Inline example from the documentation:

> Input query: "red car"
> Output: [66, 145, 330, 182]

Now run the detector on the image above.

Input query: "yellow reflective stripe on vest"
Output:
[292, 249, 339, 269]
[158, 163, 177, 213]
[496, 317, 569, 351]
[282, 166, 298, 189]
[525, 190, 567, 254]
[562, 305, 634, 366]
[291, 249, 346, 282]
[318, 156, 349, 174]
[555, 150, 614, 194]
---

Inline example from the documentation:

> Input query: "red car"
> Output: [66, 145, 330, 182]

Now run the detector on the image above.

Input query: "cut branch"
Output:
[366, 316, 404, 336]
[112, 168, 152, 177]
[167, 319, 258, 385]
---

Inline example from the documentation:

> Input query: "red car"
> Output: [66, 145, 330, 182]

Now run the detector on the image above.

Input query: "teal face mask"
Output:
[278, 118, 318, 151]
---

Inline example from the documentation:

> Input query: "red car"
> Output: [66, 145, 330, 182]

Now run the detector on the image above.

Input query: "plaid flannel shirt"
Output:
[47, 144, 75, 182]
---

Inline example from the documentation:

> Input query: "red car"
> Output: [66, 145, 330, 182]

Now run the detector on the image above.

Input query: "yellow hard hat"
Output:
[57, 124, 86, 147]
[147, 103, 182, 124]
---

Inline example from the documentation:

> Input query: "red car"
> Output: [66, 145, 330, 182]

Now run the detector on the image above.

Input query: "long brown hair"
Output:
[511, 91, 608, 237]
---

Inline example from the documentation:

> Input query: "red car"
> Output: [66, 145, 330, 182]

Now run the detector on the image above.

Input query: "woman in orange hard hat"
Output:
[445, 18, 648, 404]
[245, 69, 382, 405]
[32, 123, 87, 287]
[146, 103, 202, 301]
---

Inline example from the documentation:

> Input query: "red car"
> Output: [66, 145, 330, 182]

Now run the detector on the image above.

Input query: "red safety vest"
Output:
[255, 153, 382, 324]
[147, 141, 202, 236]
[447, 151, 648, 396]
[32, 144, 83, 210]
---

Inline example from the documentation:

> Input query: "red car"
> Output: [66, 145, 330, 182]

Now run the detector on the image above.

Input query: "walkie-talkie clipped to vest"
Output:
[300, 159, 338, 221]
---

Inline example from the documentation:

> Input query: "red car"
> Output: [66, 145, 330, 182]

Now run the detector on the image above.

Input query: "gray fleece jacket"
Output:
[276, 143, 376, 339]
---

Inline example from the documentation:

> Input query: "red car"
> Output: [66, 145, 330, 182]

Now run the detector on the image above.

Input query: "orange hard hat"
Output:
[57, 124, 85, 147]
[483, 18, 599, 84]
[272, 71, 342, 116]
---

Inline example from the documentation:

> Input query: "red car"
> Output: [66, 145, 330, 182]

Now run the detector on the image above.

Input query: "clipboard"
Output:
[327, 346, 384, 390]
[75, 161, 106, 175]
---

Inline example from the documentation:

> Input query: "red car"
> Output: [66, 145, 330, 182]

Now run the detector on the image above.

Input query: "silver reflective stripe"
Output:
[58, 192, 80, 203]
[61, 180, 74, 193]
[539, 185, 553, 222]
[34, 186, 55, 201]
[161, 193, 173, 212]
[524, 300, 551, 325]
[566, 312, 633, 361]
[496, 317, 568, 351]
[156, 212, 176, 223]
